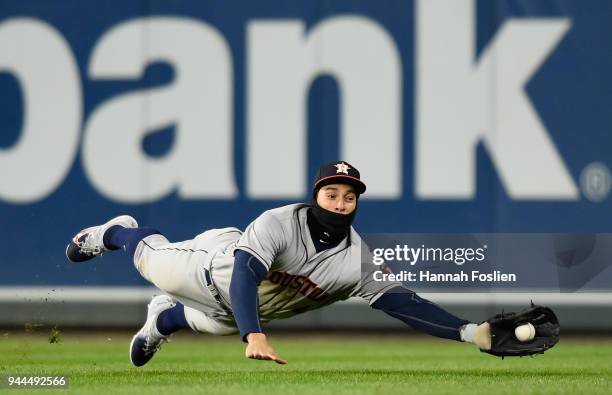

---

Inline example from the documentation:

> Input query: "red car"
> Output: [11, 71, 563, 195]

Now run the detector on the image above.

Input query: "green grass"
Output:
[0, 333, 611, 394]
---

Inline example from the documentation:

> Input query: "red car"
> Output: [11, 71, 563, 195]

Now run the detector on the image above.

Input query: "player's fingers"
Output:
[248, 352, 287, 364]
[272, 355, 287, 365]
[247, 352, 271, 361]
[266, 351, 287, 364]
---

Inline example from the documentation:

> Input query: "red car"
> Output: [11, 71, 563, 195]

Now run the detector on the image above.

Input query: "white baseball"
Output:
[515, 323, 536, 342]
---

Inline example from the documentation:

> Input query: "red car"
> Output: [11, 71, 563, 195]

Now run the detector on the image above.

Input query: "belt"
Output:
[202, 267, 225, 306]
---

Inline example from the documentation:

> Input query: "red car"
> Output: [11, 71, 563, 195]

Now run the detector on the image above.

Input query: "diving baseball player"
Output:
[66, 161, 559, 366]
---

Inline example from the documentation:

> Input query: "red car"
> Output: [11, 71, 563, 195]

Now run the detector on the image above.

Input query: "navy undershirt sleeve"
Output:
[371, 288, 470, 341]
[229, 249, 269, 342]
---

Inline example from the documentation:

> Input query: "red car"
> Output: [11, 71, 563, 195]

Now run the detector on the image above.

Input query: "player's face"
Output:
[316, 184, 357, 215]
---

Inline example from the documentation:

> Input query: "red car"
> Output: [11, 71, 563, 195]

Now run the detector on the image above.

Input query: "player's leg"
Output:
[182, 306, 238, 336]
[65, 215, 145, 262]
[66, 215, 192, 294]
[129, 227, 241, 305]
[129, 294, 191, 367]
[109, 232, 214, 366]
[127, 231, 240, 366]
[103, 224, 162, 258]
[67, 218, 239, 365]
[130, 301, 237, 367]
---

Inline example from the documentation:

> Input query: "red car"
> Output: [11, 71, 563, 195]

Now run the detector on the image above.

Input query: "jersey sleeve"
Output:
[235, 210, 286, 270]
[350, 262, 402, 304]
[344, 233, 402, 304]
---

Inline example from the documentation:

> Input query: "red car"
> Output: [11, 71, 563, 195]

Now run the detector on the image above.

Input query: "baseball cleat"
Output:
[129, 294, 175, 367]
[65, 215, 138, 263]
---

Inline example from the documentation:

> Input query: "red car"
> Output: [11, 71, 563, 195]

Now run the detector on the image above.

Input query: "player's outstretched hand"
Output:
[245, 333, 287, 364]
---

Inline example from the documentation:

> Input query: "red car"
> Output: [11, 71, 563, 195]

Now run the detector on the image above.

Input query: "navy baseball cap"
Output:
[313, 161, 367, 195]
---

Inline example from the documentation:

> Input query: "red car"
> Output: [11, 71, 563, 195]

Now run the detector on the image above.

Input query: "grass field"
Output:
[0, 333, 611, 395]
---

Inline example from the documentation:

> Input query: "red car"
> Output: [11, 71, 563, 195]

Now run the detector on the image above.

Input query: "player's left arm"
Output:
[370, 287, 474, 341]
[354, 243, 488, 347]
[356, 247, 558, 355]
[370, 288, 560, 356]
[353, 256, 482, 344]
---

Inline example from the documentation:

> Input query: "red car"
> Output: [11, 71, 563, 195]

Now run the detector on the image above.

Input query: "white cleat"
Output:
[129, 294, 175, 367]
[66, 215, 138, 262]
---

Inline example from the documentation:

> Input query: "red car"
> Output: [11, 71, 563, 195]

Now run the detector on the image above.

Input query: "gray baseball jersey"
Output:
[209, 204, 399, 323]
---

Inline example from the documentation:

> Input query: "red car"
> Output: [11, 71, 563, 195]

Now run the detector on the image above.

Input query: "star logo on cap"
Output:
[334, 162, 350, 175]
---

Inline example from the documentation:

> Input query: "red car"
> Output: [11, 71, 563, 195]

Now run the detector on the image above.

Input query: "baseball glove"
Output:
[482, 304, 560, 358]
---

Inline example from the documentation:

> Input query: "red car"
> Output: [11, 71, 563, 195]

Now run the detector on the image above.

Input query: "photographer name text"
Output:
[373, 270, 516, 283]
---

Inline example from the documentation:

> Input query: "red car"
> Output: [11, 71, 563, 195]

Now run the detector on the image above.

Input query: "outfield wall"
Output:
[1, 288, 610, 331]
[1, 1, 612, 328]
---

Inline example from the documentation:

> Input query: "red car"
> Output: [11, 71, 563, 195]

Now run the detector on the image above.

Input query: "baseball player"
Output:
[66, 161, 558, 366]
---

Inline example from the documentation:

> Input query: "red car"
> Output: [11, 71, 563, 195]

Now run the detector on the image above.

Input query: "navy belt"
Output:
[203, 267, 224, 306]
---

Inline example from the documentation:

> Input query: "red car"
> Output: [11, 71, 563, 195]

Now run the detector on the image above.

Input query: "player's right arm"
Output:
[230, 249, 287, 364]
[230, 210, 288, 364]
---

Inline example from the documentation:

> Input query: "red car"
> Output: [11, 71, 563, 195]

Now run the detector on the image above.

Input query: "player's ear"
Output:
[312, 187, 322, 206]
